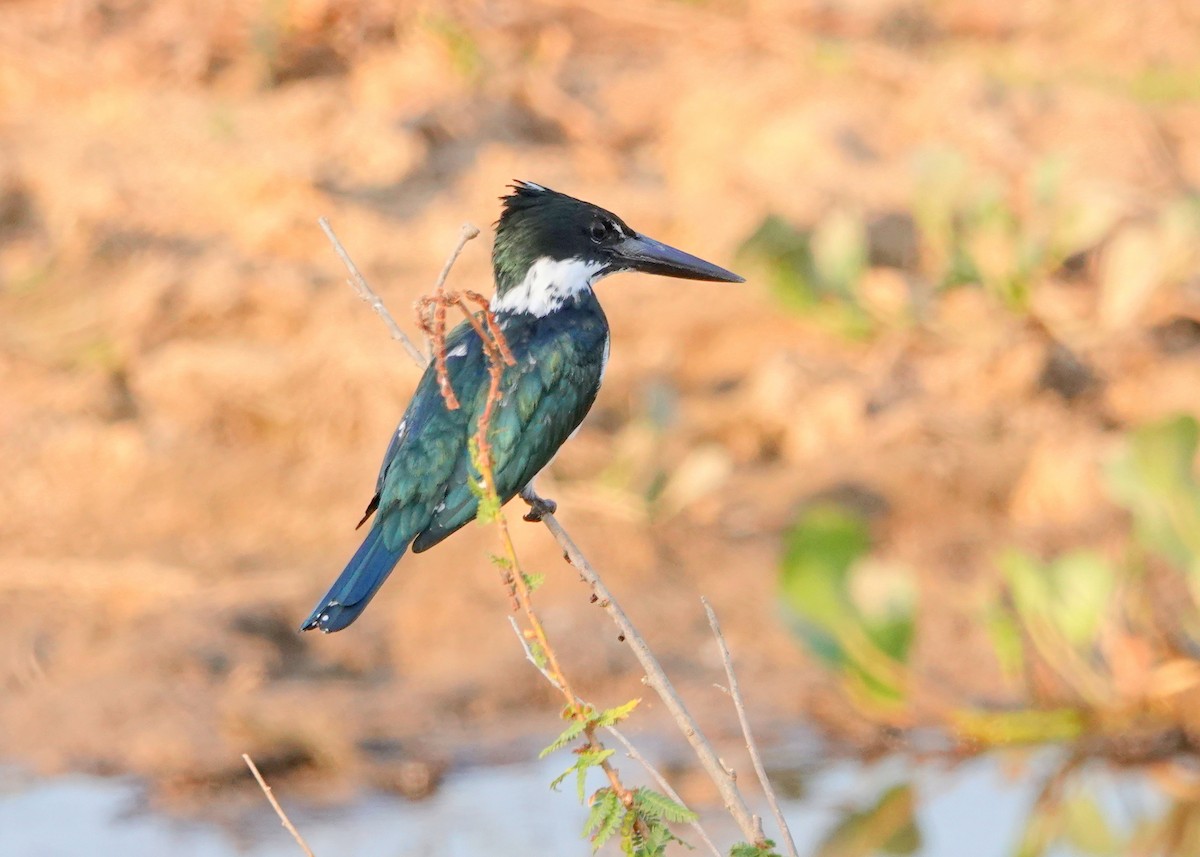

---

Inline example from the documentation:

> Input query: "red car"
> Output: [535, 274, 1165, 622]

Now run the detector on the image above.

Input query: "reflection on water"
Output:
[0, 751, 1187, 857]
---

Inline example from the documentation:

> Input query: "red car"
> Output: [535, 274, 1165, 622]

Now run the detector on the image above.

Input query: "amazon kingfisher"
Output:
[301, 181, 743, 632]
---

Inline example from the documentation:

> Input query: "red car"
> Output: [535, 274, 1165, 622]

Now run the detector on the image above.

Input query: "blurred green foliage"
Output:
[911, 149, 1089, 309]
[737, 214, 874, 338]
[740, 149, 1200, 332]
[780, 414, 1200, 733]
[1108, 415, 1200, 582]
[780, 415, 1200, 853]
[779, 504, 914, 713]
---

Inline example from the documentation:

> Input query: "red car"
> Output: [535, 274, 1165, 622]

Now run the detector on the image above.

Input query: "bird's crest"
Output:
[498, 180, 582, 222]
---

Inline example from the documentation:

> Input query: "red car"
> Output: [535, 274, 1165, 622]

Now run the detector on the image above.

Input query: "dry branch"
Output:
[242, 753, 317, 857]
[538, 512, 767, 845]
[508, 617, 724, 857]
[318, 217, 427, 367]
[704, 597, 800, 857]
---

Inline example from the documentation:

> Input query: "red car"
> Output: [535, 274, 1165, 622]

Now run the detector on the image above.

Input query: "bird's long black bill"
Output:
[614, 234, 744, 283]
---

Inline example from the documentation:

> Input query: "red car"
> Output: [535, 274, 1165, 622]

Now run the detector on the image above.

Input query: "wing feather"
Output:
[411, 318, 605, 551]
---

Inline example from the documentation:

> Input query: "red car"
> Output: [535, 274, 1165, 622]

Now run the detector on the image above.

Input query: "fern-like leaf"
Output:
[596, 698, 641, 728]
[575, 748, 615, 802]
[634, 821, 678, 857]
[620, 807, 638, 856]
[539, 719, 587, 758]
[584, 789, 624, 852]
[549, 766, 571, 792]
[634, 788, 698, 824]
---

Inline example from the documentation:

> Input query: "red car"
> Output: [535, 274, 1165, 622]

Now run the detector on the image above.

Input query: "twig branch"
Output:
[508, 618, 723, 857]
[242, 753, 317, 857]
[318, 216, 428, 368]
[537, 513, 767, 846]
[434, 223, 482, 293]
[703, 598, 800, 857]
[604, 724, 725, 857]
[459, 315, 640, 814]
[421, 222, 483, 407]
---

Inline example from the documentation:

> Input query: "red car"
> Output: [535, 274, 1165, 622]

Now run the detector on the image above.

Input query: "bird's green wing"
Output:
[410, 318, 606, 552]
[372, 321, 489, 550]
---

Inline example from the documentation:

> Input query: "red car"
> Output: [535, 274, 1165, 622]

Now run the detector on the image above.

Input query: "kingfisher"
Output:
[301, 181, 743, 632]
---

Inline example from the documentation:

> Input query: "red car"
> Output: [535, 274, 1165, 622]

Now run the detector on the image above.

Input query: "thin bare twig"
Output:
[434, 223, 482, 293]
[242, 753, 317, 857]
[538, 514, 767, 847]
[507, 618, 723, 857]
[703, 598, 799, 857]
[423, 222, 483, 407]
[318, 216, 428, 368]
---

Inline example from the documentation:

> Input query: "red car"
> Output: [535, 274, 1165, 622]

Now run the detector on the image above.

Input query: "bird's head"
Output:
[491, 181, 743, 316]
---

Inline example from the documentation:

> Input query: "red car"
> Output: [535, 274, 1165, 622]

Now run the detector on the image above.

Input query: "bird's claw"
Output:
[520, 486, 557, 522]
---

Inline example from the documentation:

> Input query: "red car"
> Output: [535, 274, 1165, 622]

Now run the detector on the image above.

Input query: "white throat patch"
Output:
[491, 257, 606, 317]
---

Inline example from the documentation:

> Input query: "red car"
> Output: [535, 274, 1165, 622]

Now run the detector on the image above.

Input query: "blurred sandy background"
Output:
[3, 0, 1200, 808]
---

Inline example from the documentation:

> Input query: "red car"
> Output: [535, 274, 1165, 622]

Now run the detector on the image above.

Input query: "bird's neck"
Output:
[491, 256, 606, 318]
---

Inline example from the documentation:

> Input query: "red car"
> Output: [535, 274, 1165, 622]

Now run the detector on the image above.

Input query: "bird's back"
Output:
[376, 290, 610, 553]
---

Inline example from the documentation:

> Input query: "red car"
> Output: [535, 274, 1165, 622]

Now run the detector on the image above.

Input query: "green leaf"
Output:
[593, 810, 623, 852]
[633, 819, 680, 857]
[621, 801, 637, 855]
[633, 788, 697, 823]
[549, 767, 570, 792]
[582, 787, 613, 835]
[584, 788, 623, 851]
[521, 571, 545, 592]
[596, 698, 641, 728]
[575, 748, 614, 802]
[539, 719, 587, 758]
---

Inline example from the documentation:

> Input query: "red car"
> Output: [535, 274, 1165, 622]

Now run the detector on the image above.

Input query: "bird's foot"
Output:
[519, 484, 558, 522]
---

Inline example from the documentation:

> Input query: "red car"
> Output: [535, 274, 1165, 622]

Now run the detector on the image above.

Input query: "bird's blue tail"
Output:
[300, 525, 407, 633]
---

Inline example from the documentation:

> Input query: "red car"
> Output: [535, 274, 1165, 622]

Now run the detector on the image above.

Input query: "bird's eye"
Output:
[589, 220, 610, 243]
